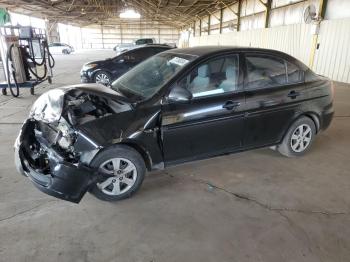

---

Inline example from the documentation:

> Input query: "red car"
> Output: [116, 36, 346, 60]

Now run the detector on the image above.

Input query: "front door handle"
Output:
[223, 101, 240, 110]
[287, 90, 300, 99]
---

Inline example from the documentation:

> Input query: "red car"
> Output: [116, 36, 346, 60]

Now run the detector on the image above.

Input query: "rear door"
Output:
[161, 53, 246, 164]
[243, 52, 305, 148]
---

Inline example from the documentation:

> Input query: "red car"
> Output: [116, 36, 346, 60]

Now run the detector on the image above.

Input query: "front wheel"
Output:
[89, 145, 146, 201]
[278, 116, 316, 157]
[94, 71, 111, 86]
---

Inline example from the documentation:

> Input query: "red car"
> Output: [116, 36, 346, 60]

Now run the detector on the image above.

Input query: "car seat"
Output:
[190, 64, 210, 93]
[219, 65, 238, 91]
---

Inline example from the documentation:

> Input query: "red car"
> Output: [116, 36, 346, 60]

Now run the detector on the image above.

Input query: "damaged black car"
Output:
[15, 46, 334, 203]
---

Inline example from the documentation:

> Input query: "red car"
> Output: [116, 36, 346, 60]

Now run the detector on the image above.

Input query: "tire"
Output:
[62, 49, 69, 55]
[1, 88, 6, 95]
[277, 116, 316, 157]
[30, 87, 34, 95]
[94, 71, 111, 86]
[89, 145, 146, 201]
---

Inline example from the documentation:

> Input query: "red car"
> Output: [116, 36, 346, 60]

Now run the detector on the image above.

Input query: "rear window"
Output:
[246, 54, 303, 89]
[286, 60, 303, 83]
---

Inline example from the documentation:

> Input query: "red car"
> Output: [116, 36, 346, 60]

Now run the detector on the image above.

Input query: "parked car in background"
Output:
[134, 38, 156, 45]
[113, 43, 135, 54]
[15, 46, 334, 203]
[81, 44, 173, 85]
[113, 39, 158, 54]
[48, 42, 74, 54]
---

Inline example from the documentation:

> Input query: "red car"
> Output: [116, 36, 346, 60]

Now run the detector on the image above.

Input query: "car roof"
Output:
[164, 46, 289, 57]
[129, 44, 173, 50]
[163, 46, 306, 68]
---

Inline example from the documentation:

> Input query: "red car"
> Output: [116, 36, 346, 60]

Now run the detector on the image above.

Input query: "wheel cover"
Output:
[290, 124, 312, 153]
[97, 158, 138, 196]
[95, 73, 110, 85]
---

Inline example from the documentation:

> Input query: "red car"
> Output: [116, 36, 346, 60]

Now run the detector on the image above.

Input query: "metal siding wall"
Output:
[313, 18, 350, 83]
[189, 23, 313, 66]
[189, 18, 350, 83]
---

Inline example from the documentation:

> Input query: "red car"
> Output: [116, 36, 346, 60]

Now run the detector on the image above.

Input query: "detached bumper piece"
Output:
[15, 120, 98, 203]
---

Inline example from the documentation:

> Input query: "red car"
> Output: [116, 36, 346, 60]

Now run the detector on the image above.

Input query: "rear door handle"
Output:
[287, 90, 300, 99]
[223, 101, 240, 110]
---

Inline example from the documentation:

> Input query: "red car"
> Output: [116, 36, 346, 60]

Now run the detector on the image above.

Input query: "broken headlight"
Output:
[30, 89, 65, 123]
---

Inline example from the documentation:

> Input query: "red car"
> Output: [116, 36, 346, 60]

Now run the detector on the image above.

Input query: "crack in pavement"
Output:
[0, 199, 57, 223]
[165, 172, 348, 216]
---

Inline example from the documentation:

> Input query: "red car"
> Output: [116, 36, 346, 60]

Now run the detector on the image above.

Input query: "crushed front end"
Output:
[15, 118, 99, 203]
[14, 87, 130, 203]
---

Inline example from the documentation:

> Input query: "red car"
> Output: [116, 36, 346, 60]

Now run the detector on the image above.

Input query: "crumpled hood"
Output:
[30, 84, 131, 123]
[58, 83, 130, 102]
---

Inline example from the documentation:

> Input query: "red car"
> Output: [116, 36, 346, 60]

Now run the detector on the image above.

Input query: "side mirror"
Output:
[167, 86, 192, 103]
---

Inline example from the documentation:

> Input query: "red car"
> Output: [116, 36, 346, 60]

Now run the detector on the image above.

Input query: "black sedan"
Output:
[15, 46, 334, 203]
[80, 44, 173, 85]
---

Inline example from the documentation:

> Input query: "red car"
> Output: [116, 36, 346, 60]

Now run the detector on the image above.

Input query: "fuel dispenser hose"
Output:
[5, 41, 55, 97]
[24, 40, 55, 81]
[5, 43, 19, 97]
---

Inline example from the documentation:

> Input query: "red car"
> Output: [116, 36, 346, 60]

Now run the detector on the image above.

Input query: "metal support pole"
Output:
[237, 0, 241, 31]
[101, 24, 105, 49]
[199, 19, 202, 36]
[219, 8, 223, 34]
[120, 24, 123, 43]
[208, 15, 211, 35]
[193, 22, 196, 37]
[309, 0, 328, 69]
[265, 0, 272, 28]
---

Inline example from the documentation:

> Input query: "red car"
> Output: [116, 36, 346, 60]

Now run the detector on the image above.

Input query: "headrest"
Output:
[226, 65, 237, 80]
[198, 64, 209, 77]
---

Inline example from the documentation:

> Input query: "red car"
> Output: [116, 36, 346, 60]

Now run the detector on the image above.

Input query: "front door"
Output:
[161, 54, 246, 164]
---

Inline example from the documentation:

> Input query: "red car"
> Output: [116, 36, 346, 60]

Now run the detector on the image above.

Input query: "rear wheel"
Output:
[90, 145, 146, 201]
[278, 116, 316, 157]
[62, 49, 70, 55]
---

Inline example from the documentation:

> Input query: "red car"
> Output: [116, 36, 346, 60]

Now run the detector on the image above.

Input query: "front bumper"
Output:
[80, 70, 94, 83]
[14, 120, 99, 203]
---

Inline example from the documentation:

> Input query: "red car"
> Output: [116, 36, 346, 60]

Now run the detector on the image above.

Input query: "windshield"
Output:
[111, 52, 197, 100]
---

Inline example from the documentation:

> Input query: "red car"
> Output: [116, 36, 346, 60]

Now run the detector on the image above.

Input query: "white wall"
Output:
[188, 0, 350, 83]
[59, 23, 179, 50]
[190, 23, 313, 66]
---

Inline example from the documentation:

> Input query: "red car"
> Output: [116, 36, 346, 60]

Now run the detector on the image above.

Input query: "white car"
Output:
[113, 43, 135, 54]
[48, 43, 74, 55]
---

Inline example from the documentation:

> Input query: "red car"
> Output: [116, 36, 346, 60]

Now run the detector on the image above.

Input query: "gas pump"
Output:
[0, 26, 55, 97]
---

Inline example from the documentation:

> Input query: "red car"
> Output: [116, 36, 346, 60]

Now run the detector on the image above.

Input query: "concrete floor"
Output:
[0, 50, 349, 262]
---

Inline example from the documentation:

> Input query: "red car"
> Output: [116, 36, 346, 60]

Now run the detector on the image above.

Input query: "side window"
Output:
[135, 39, 147, 45]
[286, 60, 303, 83]
[123, 49, 152, 62]
[179, 55, 240, 98]
[246, 54, 287, 89]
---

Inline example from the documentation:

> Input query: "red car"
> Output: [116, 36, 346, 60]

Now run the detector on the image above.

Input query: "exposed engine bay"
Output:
[20, 87, 131, 176]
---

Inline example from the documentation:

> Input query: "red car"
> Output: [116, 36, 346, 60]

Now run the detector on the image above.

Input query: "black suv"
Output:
[80, 44, 173, 85]
[15, 46, 334, 203]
